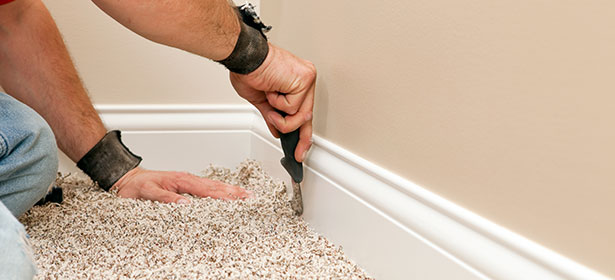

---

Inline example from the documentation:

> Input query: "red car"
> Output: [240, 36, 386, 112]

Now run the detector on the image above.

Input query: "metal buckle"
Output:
[238, 2, 272, 35]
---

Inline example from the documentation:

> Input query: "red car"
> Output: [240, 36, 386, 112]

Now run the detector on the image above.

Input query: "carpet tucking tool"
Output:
[278, 112, 304, 216]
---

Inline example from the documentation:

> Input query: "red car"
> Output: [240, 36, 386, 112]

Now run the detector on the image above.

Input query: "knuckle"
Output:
[297, 61, 316, 81]
[303, 68, 316, 80]
[278, 125, 293, 134]
[305, 61, 317, 75]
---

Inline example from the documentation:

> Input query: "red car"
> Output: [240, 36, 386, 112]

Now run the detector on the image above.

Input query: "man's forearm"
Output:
[0, 0, 107, 162]
[92, 0, 240, 61]
[0, 0, 241, 162]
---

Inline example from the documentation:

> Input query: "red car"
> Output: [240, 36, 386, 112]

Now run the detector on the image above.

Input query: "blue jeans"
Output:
[0, 92, 59, 280]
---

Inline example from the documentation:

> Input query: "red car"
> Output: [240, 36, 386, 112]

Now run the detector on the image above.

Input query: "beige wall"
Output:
[263, 0, 615, 277]
[43, 0, 246, 104]
[43, 0, 614, 276]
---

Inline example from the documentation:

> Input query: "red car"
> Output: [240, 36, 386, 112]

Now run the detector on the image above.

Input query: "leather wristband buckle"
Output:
[77, 130, 142, 191]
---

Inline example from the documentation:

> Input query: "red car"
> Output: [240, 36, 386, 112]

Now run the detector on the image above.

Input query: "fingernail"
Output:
[177, 198, 190, 204]
[302, 141, 313, 161]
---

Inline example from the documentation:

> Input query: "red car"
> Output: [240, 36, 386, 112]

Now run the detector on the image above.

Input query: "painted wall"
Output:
[43, 0, 246, 105]
[42, 0, 614, 276]
[262, 0, 615, 277]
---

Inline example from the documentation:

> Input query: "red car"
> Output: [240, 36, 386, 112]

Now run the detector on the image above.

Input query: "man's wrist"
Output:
[217, 19, 269, 74]
[216, 3, 270, 74]
[76, 130, 142, 191]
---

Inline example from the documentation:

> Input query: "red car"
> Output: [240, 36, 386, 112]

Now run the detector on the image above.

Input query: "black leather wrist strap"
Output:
[216, 4, 270, 74]
[77, 130, 142, 191]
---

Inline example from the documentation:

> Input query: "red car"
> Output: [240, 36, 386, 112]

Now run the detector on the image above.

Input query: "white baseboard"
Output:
[72, 104, 608, 280]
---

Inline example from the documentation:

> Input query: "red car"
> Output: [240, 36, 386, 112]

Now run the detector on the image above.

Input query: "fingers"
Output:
[229, 44, 316, 154]
[267, 109, 313, 162]
[266, 85, 315, 134]
[252, 100, 280, 138]
[295, 121, 313, 162]
[116, 169, 252, 205]
[136, 182, 190, 204]
[174, 173, 252, 201]
[265, 83, 314, 162]
[265, 91, 306, 115]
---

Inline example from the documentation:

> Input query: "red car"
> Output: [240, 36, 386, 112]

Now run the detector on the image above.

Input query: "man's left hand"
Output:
[111, 167, 252, 204]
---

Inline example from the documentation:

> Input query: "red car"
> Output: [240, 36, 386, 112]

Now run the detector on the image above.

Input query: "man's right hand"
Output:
[230, 43, 316, 163]
[89, 0, 316, 161]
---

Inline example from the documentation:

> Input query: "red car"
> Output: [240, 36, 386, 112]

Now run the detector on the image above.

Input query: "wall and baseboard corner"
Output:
[57, 105, 609, 280]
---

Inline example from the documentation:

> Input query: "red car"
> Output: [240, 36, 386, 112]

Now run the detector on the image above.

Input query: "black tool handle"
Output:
[277, 110, 303, 183]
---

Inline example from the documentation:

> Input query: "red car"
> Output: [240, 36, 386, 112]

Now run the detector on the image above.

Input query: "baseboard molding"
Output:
[90, 104, 609, 280]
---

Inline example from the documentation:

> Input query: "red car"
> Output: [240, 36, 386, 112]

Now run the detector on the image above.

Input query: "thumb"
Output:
[141, 184, 190, 204]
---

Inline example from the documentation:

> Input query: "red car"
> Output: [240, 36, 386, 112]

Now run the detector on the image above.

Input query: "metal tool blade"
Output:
[278, 113, 304, 216]
[290, 181, 303, 215]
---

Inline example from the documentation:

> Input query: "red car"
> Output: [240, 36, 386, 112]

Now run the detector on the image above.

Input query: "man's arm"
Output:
[0, 0, 250, 203]
[0, 0, 106, 161]
[91, 0, 240, 61]
[92, 0, 316, 162]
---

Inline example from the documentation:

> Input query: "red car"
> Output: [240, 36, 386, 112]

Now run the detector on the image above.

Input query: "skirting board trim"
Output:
[96, 104, 609, 280]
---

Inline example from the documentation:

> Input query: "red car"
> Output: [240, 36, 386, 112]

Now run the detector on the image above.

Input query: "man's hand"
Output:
[230, 43, 316, 162]
[111, 167, 252, 204]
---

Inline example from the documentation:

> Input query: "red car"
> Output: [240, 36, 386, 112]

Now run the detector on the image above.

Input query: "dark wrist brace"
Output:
[77, 130, 142, 191]
[216, 6, 270, 74]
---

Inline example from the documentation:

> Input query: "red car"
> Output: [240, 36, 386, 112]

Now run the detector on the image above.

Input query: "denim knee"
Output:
[17, 115, 59, 203]
[0, 92, 59, 216]
[0, 202, 37, 279]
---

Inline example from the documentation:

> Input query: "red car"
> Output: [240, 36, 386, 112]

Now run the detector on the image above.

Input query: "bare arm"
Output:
[91, 0, 240, 61]
[0, 0, 311, 204]
[0, 0, 106, 162]
[0, 0, 249, 203]
[92, 0, 316, 162]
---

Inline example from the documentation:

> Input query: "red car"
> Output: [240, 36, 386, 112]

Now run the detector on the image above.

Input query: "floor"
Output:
[20, 160, 372, 279]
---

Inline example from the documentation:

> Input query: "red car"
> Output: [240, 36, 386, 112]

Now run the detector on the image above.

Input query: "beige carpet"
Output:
[19, 160, 372, 279]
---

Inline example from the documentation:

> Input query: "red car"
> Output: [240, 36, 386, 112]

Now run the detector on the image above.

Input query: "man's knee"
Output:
[0, 92, 58, 216]
[0, 203, 37, 279]
[21, 114, 59, 198]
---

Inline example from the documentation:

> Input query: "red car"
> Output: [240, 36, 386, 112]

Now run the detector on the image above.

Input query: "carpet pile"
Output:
[19, 160, 372, 279]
